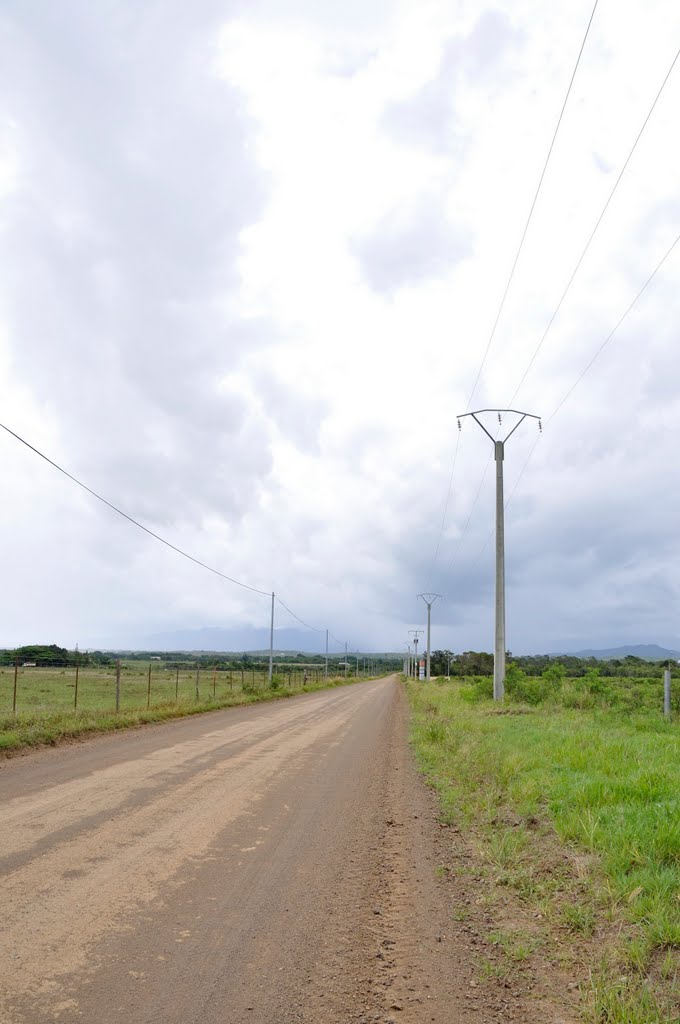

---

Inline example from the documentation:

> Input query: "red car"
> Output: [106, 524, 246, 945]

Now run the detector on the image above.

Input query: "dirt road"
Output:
[0, 678, 572, 1024]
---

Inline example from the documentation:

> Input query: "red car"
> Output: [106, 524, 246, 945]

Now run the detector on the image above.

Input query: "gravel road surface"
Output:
[0, 677, 573, 1024]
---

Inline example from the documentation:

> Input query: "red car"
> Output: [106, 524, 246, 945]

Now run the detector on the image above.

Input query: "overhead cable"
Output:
[0, 421, 269, 597]
[507, 44, 680, 407]
[425, 0, 599, 583]
[465, 0, 600, 410]
[275, 594, 325, 633]
[500, 227, 680, 519]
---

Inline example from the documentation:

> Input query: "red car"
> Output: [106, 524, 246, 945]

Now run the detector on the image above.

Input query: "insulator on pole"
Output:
[538, 419, 543, 432]
[498, 413, 502, 423]
[457, 418, 462, 430]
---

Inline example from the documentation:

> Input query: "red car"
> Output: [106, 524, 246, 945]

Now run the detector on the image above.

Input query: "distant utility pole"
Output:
[344, 641, 348, 677]
[404, 643, 412, 676]
[409, 629, 423, 679]
[418, 593, 441, 681]
[458, 408, 541, 700]
[325, 629, 329, 681]
[268, 592, 275, 686]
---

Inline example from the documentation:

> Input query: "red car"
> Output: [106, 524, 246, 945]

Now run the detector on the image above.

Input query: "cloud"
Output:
[383, 9, 523, 154]
[0, 0, 275, 530]
[1, 1, 680, 654]
[352, 195, 471, 293]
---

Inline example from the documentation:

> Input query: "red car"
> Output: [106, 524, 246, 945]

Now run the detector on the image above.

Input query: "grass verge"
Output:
[407, 678, 679, 1023]
[0, 675, 367, 755]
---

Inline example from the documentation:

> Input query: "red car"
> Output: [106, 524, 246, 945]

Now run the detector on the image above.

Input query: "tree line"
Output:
[429, 650, 676, 678]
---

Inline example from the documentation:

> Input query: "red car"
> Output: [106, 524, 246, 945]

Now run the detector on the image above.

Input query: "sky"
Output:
[0, 0, 679, 656]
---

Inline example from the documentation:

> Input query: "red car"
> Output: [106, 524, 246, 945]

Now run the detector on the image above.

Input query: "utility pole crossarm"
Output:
[408, 628, 424, 680]
[417, 593, 441, 682]
[457, 409, 541, 700]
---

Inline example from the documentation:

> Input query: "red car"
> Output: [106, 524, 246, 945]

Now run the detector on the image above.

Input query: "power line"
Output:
[0, 421, 271, 597]
[549, 230, 680, 423]
[426, 0, 599, 582]
[465, 0, 600, 411]
[275, 595, 325, 634]
[507, 44, 680, 407]
[496, 227, 680, 523]
[1, 420, 357, 650]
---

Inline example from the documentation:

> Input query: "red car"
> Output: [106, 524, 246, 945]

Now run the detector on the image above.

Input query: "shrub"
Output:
[505, 663, 550, 706]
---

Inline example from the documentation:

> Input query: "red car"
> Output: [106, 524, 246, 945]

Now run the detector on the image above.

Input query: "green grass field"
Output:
[408, 676, 679, 1023]
[0, 663, 329, 715]
[0, 663, 352, 753]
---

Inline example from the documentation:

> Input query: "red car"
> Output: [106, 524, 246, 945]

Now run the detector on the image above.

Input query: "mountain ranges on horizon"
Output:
[552, 643, 680, 661]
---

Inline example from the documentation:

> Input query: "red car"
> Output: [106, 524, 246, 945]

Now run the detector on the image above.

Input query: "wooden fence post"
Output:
[115, 659, 121, 712]
[147, 664, 152, 709]
[12, 656, 18, 715]
[74, 657, 80, 710]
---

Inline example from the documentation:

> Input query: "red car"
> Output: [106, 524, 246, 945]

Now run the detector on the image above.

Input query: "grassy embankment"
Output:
[408, 674, 679, 1023]
[0, 664, 369, 754]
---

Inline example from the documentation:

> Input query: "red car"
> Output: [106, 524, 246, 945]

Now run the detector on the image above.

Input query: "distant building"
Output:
[22, 662, 36, 668]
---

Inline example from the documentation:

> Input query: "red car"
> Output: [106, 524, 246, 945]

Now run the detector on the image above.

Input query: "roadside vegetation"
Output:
[0, 667, 377, 754]
[407, 671, 679, 1023]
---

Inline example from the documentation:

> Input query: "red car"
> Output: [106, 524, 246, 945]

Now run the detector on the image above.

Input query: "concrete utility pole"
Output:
[409, 629, 423, 679]
[404, 643, 412, 676]
[418, 593, 441, 681]
[664, 662, 672, 720]
[457, 409, 541, 700]
[268, 592, 275, 686]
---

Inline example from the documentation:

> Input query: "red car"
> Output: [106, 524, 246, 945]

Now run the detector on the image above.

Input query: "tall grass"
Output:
[408, 678, 679, 1022]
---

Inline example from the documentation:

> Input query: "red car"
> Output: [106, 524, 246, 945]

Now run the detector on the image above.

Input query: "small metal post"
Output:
[115, 659, 121, 712]
[664, 663, 671, 720]
[12, 656, 18, 715]
[195, 664, 200, 701]
[213, 666, 217, 699]
[175, 666, 179, 701]
[147, 663, 152, 709]
[74, 655, 80, 710]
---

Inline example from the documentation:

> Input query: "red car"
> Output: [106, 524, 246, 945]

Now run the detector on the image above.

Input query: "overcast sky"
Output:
[0, 0, 679, 655]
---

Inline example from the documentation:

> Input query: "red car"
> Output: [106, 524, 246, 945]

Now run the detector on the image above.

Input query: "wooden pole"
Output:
[147, 663, 152, 709]
[115, 659, 121, 712]
[12, 656, 18, 715]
